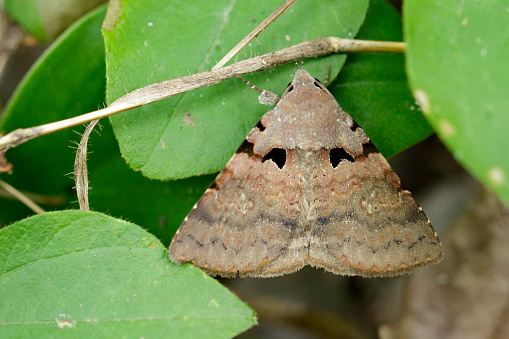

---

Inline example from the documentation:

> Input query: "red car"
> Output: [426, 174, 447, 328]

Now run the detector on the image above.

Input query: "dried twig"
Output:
[0, 189, 65, 205]
[0, 179, 45, 214]
[74, 120, 100, 211]
[0, 147, 12, 173]
[0, 37, 405, 153]
[212, 0, 298, 70]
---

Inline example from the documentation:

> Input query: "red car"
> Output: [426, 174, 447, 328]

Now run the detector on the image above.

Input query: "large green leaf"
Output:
[404, 0, 509, 205]
[104, 0, 369, 180]
[0, 210, 256, 337]
[330, 0, 432, 158]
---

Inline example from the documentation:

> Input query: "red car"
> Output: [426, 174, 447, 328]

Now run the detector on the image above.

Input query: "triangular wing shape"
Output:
[169, 69, 442, 278]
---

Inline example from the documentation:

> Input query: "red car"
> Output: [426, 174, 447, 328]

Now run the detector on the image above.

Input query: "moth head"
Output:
[281, 70, 334, 100]
[291, 69, 316, 89]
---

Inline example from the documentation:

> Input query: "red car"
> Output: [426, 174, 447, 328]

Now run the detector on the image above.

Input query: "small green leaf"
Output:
[0, 210, 256, 337]
[4, 0, 106, 41]
[330, 0, 432, 158]
[104, 0, 369, 180]
[404, 0, 509, 204]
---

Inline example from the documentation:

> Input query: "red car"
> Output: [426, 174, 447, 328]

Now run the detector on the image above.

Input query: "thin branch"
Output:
[0, 37, 405, 153]
[0, 179, 45, 214]
[212, 0, 298, 70]
[0, 189, 65, 205]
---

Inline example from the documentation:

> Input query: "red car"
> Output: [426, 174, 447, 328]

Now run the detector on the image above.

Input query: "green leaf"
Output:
[4, 0, 107, 41]
[0, 210, 256, 337]
[330, 0, 432, 158]
[104, 0, 369, 180]
[0, 5, 108, 225]
[404, 1, 509, 205]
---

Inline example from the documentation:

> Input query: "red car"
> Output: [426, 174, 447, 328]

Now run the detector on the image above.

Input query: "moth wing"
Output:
[308, 143, 443, 277]
[169, 142, 307, 277]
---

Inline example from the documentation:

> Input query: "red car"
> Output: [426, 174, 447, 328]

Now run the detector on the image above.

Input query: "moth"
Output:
[169, 69, 443, 278]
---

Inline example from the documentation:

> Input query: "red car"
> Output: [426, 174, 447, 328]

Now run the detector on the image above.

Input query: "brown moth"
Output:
[169, 69, 443, 278]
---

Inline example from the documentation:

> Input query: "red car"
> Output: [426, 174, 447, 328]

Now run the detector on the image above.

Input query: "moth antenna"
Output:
[301, 60, 305, 70]
[235, 75, 264, 94]
[295, 61, 299, 70]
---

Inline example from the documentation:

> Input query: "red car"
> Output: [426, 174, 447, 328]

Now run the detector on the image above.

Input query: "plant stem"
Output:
[0, 37, 405, 153]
